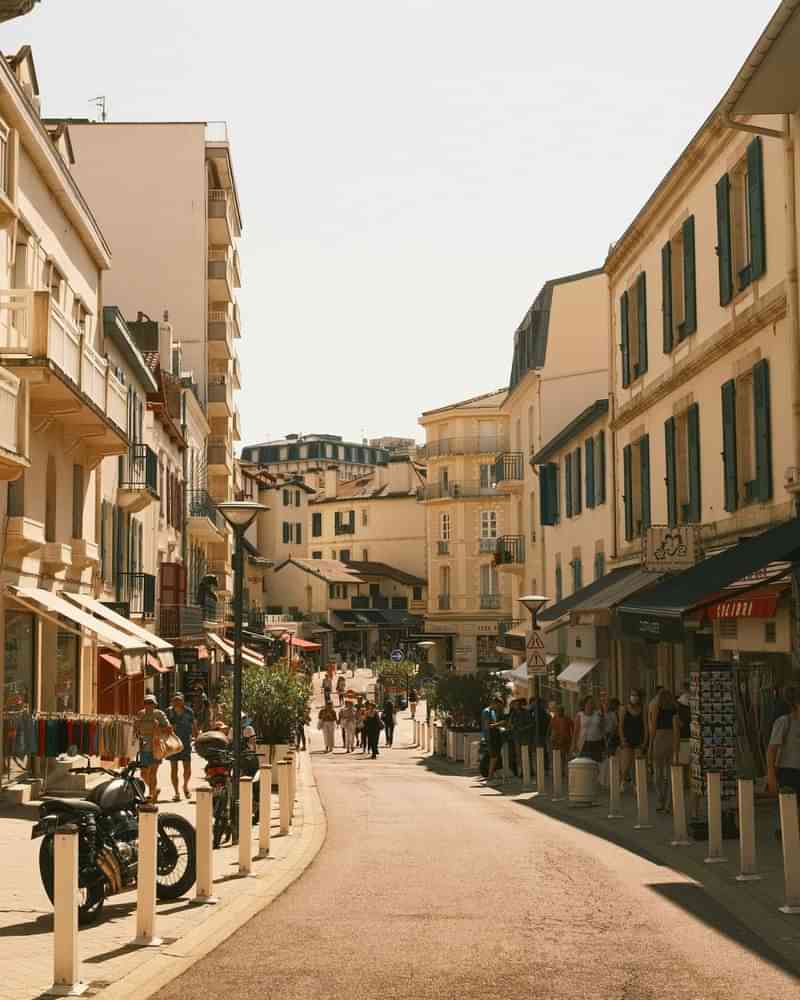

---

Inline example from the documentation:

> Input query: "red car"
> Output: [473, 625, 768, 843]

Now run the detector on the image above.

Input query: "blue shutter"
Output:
[687, 402, 701, 523]
[683, 215, 697, 336]
[539, 464, 559, 527]
[585, 436, 595, 508]
[754, 358, 772, 501]
[640, 435, 651, 531]
[664, 416, 677, 528]
[565, 453, 573, 518]
[716, 174, 733, 305]
[637, 272, 648, 375]
[661, 241, 673, 353]
[623, 444, 633, 541]
[748, 137, 766, 280]
[722, 379, 738, 512]
[596, 431, 606, 504]
[620, 291, 630, 387]
[573, 448, 582, 515]
[594, 551, 605, 581]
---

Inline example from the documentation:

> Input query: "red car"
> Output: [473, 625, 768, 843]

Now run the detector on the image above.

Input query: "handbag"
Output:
[153, 732, 183, 759]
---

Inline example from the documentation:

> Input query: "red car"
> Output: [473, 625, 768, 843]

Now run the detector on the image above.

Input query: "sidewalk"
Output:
[0, 749, 325, 1000]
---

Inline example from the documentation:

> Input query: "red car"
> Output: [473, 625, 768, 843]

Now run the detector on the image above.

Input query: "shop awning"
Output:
[330, 609, 423, 630]
[64, 593, 175, 670]
[283, 634, 321, 651]
[557, 658, 599, 691]
[540, 566, 655, 621]
[7, 586, 148, 676]
[147, 653, 170, 673]
[507, 656, 557, 684]
[98, 652, 122, 672]
[206, 632, 265, 667]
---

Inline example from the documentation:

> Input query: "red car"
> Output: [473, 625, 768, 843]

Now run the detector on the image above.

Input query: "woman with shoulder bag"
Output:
[134, 694, 176, 803]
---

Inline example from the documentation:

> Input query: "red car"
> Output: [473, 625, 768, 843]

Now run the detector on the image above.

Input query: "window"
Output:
[312, 511, 322, 537]
[661, 216, 697, 352]
[555, 557, 563, 603]
[717, 137, 766, 304]
[295, 522, 302, 544]
[440, 512, 451, 541]
[362, 548, 369, 561]
[312, 551, 322, 559]
[480, 510, 497, 539]
[594, 432, 606, 504]
[620, 272, 648, 387]
[480, 563, 498, 595]
[440, 566, 450, 595]
[439, 466, 449, 492]
[413, 585, 423, 602]
[570, 555, 582, 592]
[295, 490, 301, 507]
[539, 463, 560, 526]
[339, 549, 350, 562]
[594, 550, 605, 581]
[665, 404, 701, 525]
[479, 463, 493, 490]
[622, 435, 651, 540]
[282, 522, 291, 544]
[72, 465, 84, 539]
[329, 583, 347, 599]
[722, 359, 772, 511]
[565, 449, 582, 517]
[282, 489, 289, 506]
[361, 509, 368, 527]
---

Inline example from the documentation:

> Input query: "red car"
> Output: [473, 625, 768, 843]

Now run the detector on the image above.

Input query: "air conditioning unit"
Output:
[785, 467, 800, 492]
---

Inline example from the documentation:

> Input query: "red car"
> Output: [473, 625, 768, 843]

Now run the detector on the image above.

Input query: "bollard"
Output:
[778, 789, 800, 913]
[608, 755, 623, 819]
[134, 804, 162, 947]
[500, 741, 511, 783]
[45, 824, 87, 997]
[536, 747, 547, 795]
[521, 744, 532, 787]
[670, 764, 691, 846]
[194, 787, 218, 904]
[704, 771, 727, 863]
[278, 761, 291, 835]
[634, 754, 652, 830]
[426, 722, 432, 752]
[238, 777, 254, 875]
[552, 749, 565, 801]
[286, 752, 296, 826]
[736, 777, 761, 880]
[259, 765, 272, 857]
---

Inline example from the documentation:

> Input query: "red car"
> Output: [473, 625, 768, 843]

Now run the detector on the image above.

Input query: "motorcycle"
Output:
[32, 757, 196, 925]
[201, 748, 260, 849]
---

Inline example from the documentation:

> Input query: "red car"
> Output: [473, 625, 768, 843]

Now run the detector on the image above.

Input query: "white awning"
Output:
[64, 593, 175, 670]
[7, 586, 148, 676]
[507, 656, 556, 685]
[207, 632, 265, 668]
[557, 658, 599, 692]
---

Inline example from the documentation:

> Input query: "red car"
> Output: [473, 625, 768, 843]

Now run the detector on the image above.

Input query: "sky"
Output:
[1, 0, 780, 447]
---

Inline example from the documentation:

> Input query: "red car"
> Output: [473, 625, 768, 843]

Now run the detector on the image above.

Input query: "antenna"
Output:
[89, 96, 108, 122]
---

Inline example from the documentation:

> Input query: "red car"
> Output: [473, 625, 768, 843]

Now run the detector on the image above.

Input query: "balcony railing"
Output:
[159, 603, 205, 639]
[480, 593, 502, 610]
[437, 540, 449, 555]
[352, 596, 370, 609]
[208, 188, 238, 240]
[207, 247, 236, 296]
[479, 537, 497, 553]
[208, 375, 233, 414]
[334, 522, 355, 535]
[438, 594, 451, 610]
[188, 489, 225, 533]
[498, 619, 523, 641]
[120, 443, 158, 492]
[207, 435, 233, 469]
[496, 535, 525, 565]
[417, 481, 501, 502]
[418, 435, 508, 460]
[494, 452, 524, 484]
[120, 572, 156, 618]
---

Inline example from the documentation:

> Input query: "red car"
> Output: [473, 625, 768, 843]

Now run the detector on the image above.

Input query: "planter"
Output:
[463, 734, 481, 771]
[434, 725, 446, 756]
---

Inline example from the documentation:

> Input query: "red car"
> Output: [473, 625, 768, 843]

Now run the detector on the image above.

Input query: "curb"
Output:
[95, 753, 327, 1000]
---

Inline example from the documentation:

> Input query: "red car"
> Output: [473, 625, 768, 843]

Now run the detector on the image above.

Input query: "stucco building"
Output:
[241, 433, 391, 486]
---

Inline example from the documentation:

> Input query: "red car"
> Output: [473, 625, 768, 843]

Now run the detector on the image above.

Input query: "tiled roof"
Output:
[343, 561, 426, 587]
[273, 558, 365, 584]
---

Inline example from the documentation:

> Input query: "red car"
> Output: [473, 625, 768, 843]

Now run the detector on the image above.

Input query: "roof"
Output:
[722, 1, 800, 117]
[330, 609, 424, 630]
[273, 557, 365, 585]
[531, 399, 609, 465]
[539, 565, 657, 621]
[102, 307, 159, 394]
[341, 561, 426, 588]
[310, 467, 422, 504]
[420, 387, 508, 418]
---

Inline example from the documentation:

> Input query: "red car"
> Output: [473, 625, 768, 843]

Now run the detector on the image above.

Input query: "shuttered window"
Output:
[748, 137, 766, 280]
[585, 436, 595, 508]
[718, 138, 766, 301]
[682, 216, 697, 336]
[664, 416, 677, 528]
[716, 174, 733, 305]
[722, 379, 738, 512]
[571, 557, 582, 592]
[555, 563, 563, 603]
[687, 402, 701, 522]
[539, 463, 560, 527]
[623, 444, 633, 541]
[754, 358, 772, 502]
[282, 522, 290, 544]
[640, 435, 651, 531]
[72, 465, 84, 539]
[595, 431, 606, 504]
[661, 240, 673, 353]
[620, 290, 630, 388]
[573, 447, 582, 515]
[295, 522, 302, 545]
[565, 452, 573, 518]
[312, 511, 322, 537]
[636, 272, 648, 376]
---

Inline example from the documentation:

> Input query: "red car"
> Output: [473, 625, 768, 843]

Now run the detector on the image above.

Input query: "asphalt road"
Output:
[157, 712, 800, 1000]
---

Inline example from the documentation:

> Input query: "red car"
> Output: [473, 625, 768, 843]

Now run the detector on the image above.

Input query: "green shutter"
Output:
[683, 215, 697, 336]
[596, 431, 606, 504]
[574, 447, 582, 515]
[661, 240, 673, 353]
[640, 435, 651, 530]
[687, 402, 701, 523]
[637, 272, 648, 375]
[585, 436, 595, 508]
[539, 466, 552, 526]
[664, 416, 677, 527]
[754, 358, 772, 501]
[721, 379, 738, 512]
[620, 291, 630, 387]
[748, 137, 766, 280]
[555, 565, 563, 603]
[100, 499, 107, 581]
[623, 444, 633, 541]
[716, 174, 733, 305]
[594, 551, 605, 580]
[565, 453, 573, 518]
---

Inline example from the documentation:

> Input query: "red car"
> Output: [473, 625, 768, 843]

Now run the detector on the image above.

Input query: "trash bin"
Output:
[568, 755, 599, 806]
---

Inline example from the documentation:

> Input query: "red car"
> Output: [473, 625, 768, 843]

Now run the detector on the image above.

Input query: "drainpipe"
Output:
[180, 389, 189, 568]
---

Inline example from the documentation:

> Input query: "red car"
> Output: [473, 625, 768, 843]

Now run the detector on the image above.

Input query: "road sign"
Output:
[527, 630, 545, 650]
[390, 649, 405, 663]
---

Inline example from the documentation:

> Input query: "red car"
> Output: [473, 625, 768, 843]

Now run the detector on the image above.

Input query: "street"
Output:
[155, 707, 800, 1000]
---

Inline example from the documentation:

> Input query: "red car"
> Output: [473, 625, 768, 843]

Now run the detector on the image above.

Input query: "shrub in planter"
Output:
[218, 664, 311, 747]
[429, 672, 506, 731]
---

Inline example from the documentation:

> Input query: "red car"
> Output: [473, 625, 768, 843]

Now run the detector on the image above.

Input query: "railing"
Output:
[159, 603, 205, 639]
[494, 452, 524, 484]
[438, 594, 451, 610]
[0, 365, 20, 454]
[417, 481, 501, 501]
[187, 489, 225, 533]
[120, 443, 158, 492]
[119, 572, 156, 617]
[479, 537, 497, 553]
[207, 247, 236, 292]
[437, 540, 449, 555]
[334, 522, 355, 535]
[208, 375, 232, 411]
[208, 188, 237, 239]
[418, 435, 508, 460]
[352, 596, 370, 609]
[480, 593, 502, 610]
[496, 535, 525, 565]
[498, 619, 523, 641]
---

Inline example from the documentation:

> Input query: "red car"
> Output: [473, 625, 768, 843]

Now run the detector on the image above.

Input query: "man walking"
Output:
[339, 700, 357, 753]
[336, 673, 346, 706]
[363, 705, 383, 759]
[166, 692, 197, 801]
[318, 703, 337, 753]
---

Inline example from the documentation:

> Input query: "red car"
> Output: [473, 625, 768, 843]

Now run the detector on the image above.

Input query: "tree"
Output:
[376, 658, 418, 695]
[218, 664, 311, 745]
[429, 672, 506, 730]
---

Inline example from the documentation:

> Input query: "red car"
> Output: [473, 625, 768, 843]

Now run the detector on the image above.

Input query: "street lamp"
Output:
[217, 500, 268, 829]
[518, 594, 549, 751]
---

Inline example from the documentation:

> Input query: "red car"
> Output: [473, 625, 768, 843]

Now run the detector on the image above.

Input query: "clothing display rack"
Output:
[2, 711, 136, 761]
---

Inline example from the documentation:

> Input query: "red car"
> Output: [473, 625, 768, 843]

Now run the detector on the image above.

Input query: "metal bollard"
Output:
[551, 749, 565, 801]
[778, 789, 800, 913]
[704, 771, 727, 863]
[278, 761, 291, 835]
[521, 744, 532, 787]
[634, 754, 652, 830]
[608, 755, 623, 819]
[45, 824, 87, 997]
[259, 765, 272, 857]
[536, 747, 546, 795]
[670, 765, 691, 846]
[134, 804, 162, 947]
[736, 777, 761, 880]
[238, 777, 254, 875]
[194, 787, 218, 904]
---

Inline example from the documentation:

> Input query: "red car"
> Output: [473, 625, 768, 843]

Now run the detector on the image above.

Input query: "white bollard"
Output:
[278, 761, 291, 835]
[259, 765, 272, 857]
[536, 747, 547, 795]
[608, 755, 623, 819]
[670, 765, 691, 846]
[45, 824, 87, 997]
[287, 752, 296, 826]
[134, 804, 162, 947]
[426, 722, 432, 752]
[521, 744, 532, 787]
[634, 754, 652, 830]
[704, 771, 727, 863]
[238, 777, 254, 875]
[551, 749, 565, 801]
[194, 787, 218, 904]
[736, 777, 761, 880]
[778, 788, 800, 913]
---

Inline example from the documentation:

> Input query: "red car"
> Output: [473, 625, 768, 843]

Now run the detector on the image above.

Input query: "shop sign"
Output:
[708, 595, 778, 620]
[619, 611, 685, 642]
[642, 526, 699, 572]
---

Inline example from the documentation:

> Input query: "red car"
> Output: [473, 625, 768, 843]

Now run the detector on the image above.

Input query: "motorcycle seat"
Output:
[43, 798, 102, 815]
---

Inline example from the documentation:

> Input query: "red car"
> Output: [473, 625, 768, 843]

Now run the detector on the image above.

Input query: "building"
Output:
[0, 1, 39, 23]
[369, 436, 418, 459]
[241, 433, 390, 486]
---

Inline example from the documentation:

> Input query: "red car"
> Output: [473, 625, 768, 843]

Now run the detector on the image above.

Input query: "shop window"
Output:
[4, 610, 36, 717]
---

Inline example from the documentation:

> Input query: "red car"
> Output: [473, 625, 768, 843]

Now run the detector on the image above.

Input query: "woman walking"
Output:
[571, 695, 604, 762]
[381, 698, 396, 748]
[618, 689, 647, 792]
[339, 700, 357, 753]
[649, 689, 681, 812]
[408, 686, 418, 720]
[363, 705, 383, 759]
[318, 703, 337, 753]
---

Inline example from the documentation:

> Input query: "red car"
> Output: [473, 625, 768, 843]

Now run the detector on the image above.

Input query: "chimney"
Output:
[324, 466, 338, 498]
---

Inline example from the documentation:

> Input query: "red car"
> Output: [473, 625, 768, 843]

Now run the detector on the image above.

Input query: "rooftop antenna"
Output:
[89, 96, 108, 122]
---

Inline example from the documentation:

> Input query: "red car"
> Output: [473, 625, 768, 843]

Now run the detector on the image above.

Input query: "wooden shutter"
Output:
[282, 521, 290, 544]
[159, 561, 186, 606]
[754, 358, 772, 501]
[585, 436, 595, 508]
[687, 402, 701, 522]
[312, 511, 322, 536]
[596, 431, 606, 504]
[296, 522, 302, 544]
[683, 215, 697, 336]
[747, 137, 766, 280]
[565, 453, 573, 518]
[640, 435, 651, 530]
[623, 444, 633, 541]
[637, 272, 648, 375]
[573, 447, 582, 515]
[661, 241, 673, 353]
[721, 379, 738, 512]
[620, 291, 630, 387]
[716, 174, 733, 305]
[664, 417, 677, 528]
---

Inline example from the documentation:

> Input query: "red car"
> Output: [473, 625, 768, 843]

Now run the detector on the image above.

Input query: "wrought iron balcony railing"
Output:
[494, 452, 524, 484]
[417, 481, 500, 502]
[496, 535, 525, 565]
[120, 443, 158, 493]
[119, 572, 156, 617]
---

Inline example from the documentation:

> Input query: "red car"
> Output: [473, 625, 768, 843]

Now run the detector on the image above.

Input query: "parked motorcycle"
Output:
[32, 757, 196, 925]
[201, 747, 260, 849]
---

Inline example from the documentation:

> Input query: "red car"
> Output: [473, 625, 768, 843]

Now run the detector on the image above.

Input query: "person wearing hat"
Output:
[166, 692, 197, 802]
[134, 694, 172, 803]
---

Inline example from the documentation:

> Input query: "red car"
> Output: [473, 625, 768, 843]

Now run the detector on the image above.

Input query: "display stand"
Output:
[689, 662, 737, 820]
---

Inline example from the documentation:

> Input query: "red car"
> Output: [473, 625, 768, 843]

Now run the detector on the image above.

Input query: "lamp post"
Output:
[416, 641, 436, 721]
[518, 594, 549, 752]
[217, 500, 268, 832]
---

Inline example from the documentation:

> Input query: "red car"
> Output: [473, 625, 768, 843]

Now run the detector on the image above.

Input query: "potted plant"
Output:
[429, 672, 506, 759]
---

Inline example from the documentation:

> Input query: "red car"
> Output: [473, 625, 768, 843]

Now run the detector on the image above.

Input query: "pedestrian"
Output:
[336, 673, 346, 707]
[134, 693, 172, 803]
[509, 698, 531, 776]
[481, 696, 506, 784]
[408, 686, 418, 720]
[318, 703, 337, 753]
[768, 686, 800, 835]
[296, 704, 310, 751]
[649, 689, 680, 812]
[363, 705, 383, 759]
[322, 672, 332, 705]
[572, 695, 604, 762]
[618, 689, 647, 793]
[599, 697, 621, 788]
[381, 698, 396, 748]
[166, 692, 196, 802]
[339, 700, 357, 752]
[549, 704, 573, 760]
[189, 682, 211, 731]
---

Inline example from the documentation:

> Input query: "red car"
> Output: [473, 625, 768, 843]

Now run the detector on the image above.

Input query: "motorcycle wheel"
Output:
[212, 785, 232, 849]
[155, 813, 196, 900]
[39, 836, 106, 926]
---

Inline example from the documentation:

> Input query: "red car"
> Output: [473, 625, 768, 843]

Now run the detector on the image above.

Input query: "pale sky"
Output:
[1, 1, 778, 448]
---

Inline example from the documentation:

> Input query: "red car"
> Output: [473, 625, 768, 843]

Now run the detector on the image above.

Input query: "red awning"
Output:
[99, 652, 123, 672]
[282, 634, 321, 651]
[707, 593, 780, 620]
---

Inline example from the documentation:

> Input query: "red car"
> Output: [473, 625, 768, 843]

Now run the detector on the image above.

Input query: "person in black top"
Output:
[363, 705, 383, 759]
[618, 690, 647, 793]
[649, 689, 681, 812]
[381, 698, 396, 747]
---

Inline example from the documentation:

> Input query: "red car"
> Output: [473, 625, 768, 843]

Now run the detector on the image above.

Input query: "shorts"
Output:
[488, 730, 503, 756]
[777, 768, 800, 795]
[168, 751, 191, 763]
[139, 749, 156, 767]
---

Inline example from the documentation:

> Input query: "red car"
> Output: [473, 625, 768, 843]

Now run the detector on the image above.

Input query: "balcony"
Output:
[208, 189, 239, 244]
[437, 540, 449, 555]
[208, 375, 233, 417]
[0, 290, 128, 459]
[117, 443, 159, 513]
[232, 408, 241, 441]
[418, 435, 508, 460]
[334, 522, 355, 536]
[478, 537, 497, 554]
[417, 480, 501, 502]
[208, 311, 236, 360]
[438, 594, 451, 610]
[120, 572, 156, 618]
[159, 604, 205, 640]
[187, 489, 226, 541]
[496, 535, 525, 574]
[207, 247, 235, 302]
[207, 435, 234, 474]
[480, 593, 502, 610]
[0, 365, 28, 480]
[5, 516, 44, 558]
[494, 452, 524, 492]
[41, 543, 71, 572]
[71, 539, 99, 571]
